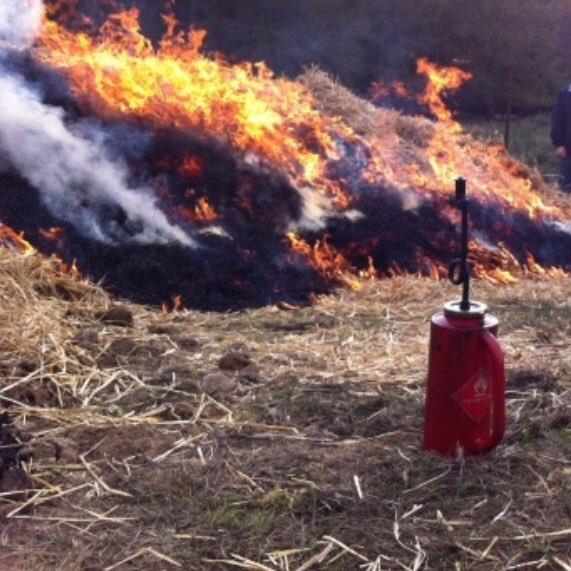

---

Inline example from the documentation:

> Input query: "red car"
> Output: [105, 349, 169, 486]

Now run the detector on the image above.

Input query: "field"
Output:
[0, 247, 570, 570]
[463, 113, 560, 183]
[2, 3, 571, 569]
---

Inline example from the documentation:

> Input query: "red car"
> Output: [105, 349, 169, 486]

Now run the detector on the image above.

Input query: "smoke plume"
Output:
[0, 0, 192, 246]
[0, 0, 43, 49]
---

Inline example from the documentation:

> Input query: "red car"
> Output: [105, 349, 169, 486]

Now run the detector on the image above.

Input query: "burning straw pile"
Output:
[0, 0, 569, 309]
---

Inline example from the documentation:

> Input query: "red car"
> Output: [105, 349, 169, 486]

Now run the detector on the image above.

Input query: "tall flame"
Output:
[36, 11, 566, 217]
[0, 2, 565, 301]
[36, 7, 353, 209]
[416, 57, 472, 129]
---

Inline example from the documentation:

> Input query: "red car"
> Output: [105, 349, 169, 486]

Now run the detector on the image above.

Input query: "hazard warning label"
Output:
[452, 367, 493, 424]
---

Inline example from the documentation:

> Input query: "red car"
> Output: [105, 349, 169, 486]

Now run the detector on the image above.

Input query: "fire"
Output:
[162, 294, 183, 314]
[54, 257, 81, 279]
[359, 256, 378, 280]
[170, 196, 218, 225]
[525, 251, 567, 278]
[0, 2, 566, 308]
[416, 57, 472, 129]
[286, 232, 362, 291]
[370, 80, 410, 104]
[400, 59, 560, 223]
[179, 155, 203, 179]
[1, 222, 81, 278]
[36, 7, 354, 210]
[0, 224, 36, 255]
[39, 227, 64, 241]
[192, 197, 218, 223]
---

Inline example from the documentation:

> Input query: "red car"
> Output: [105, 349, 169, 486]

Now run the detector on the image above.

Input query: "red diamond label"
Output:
[452, 367, 493, 424]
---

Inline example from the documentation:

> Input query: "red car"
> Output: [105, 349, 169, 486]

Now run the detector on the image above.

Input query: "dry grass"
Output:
[1, 71, 570, 569]
[300, 68, 571, 216]
[0, 245, 569, 570]
[300, 67, 437, 155]
[0, 34, 569, 571]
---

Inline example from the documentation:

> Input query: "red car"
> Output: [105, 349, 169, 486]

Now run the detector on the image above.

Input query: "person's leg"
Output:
[559, 155, 571, 191]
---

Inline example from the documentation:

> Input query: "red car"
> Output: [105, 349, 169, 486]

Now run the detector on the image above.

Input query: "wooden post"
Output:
[503, 62, 514, 150]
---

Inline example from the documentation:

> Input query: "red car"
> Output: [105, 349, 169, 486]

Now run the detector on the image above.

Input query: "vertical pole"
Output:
[503, 62, 514, 149]
[455, 178, 471, 310]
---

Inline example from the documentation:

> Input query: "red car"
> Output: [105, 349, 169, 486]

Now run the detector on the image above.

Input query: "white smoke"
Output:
[0, 0, 43, 48]
[0, 72, 192, 245]
[0, 0, 193, 246]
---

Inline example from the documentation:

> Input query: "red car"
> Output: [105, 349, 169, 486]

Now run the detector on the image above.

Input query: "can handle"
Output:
[482, 330, 505, 446]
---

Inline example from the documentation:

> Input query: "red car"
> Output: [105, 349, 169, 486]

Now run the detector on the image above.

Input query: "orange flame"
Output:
[162, 294, 183, 313]
[54, 256, 82, 278]
[169, 196, 218, 225]
[36, 7, 354, 209]
[179, 155, 203, 179]
[193, 197, 217, 223]
[39, 226, 64, 241]
[525, 251, 567, 278]
[23, 8, 569, 289]
[286, 232, 363, 291]
[1, 223, 82, 278]
[416, 57, 472, 129]
[0, 225, 36, 255]
[370, 80, 410, 103]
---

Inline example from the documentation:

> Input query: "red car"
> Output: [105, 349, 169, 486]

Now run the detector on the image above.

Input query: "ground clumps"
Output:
[0, 412, 33, 503]
[218, 351, 252, 371]
[200, 371, 237, 394]
[95, 305, 134, 327]
[0, 246, 570, 570]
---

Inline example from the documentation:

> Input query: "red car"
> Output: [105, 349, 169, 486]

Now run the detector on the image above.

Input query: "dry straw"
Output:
[0, 69, 570, 570]
[0, 241, 569, 569]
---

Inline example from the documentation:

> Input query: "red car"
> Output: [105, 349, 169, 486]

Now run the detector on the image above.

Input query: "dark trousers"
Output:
[559, 156, 571, 191]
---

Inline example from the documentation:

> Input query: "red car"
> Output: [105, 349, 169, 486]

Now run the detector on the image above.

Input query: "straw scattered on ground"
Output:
[0, 244, 569, 570]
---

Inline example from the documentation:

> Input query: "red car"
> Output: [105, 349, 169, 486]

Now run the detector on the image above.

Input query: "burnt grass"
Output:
[0, 276, 570, 570]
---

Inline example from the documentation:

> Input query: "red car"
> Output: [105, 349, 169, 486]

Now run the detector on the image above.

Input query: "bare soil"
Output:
[0, 253, 570, 570]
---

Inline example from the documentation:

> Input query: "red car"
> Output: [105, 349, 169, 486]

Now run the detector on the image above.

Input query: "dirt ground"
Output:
[0, 252, 570, 570]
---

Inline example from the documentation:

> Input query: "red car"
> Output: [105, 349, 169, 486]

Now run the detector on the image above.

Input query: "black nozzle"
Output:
[448, 178, 471, 310]
[455, 177, 466, 200]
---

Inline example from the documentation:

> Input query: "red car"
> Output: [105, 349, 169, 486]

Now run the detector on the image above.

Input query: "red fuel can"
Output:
[423, 300, 505, 456]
